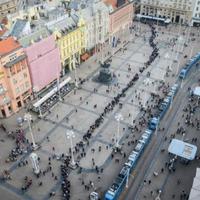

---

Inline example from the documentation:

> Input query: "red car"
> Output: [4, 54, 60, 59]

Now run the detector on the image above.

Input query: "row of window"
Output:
[15, 81, 30, 94]
[9, 63, 26, 75]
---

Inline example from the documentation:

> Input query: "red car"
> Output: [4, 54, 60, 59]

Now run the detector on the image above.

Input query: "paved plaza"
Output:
[0, 22, 200, 200]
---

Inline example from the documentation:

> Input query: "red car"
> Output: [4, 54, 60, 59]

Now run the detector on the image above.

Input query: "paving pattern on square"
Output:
[1, 23, 200, 200]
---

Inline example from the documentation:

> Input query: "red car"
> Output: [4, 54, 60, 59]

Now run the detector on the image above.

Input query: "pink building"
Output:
[104, 0, 134, 45]
[20, 29, 61, 92]
[0, 37, 32, 118]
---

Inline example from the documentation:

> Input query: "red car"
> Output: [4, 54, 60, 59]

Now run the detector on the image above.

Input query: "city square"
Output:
[0, 19, 200, 200]
[0, 0, 200, 200]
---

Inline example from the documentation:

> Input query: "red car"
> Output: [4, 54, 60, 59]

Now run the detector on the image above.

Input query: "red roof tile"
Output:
[0, 37, 21, 56]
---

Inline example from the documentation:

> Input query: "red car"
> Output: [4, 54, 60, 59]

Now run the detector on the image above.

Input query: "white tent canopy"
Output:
[168, 139, 197, 160]
[193, 87, 200, 97]
[189, 168, 200, 200]
[33, 77, 71, 109]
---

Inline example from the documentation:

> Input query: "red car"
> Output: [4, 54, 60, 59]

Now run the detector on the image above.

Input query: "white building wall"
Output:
[192, 0, 200, 26]
[140, 0, 193, 24]
[80, 1, 109, 51]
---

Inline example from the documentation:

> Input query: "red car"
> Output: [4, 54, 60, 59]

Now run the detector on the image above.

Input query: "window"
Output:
[16, 87, 20, 94]
[16, 64, 21, 73]
[25, 81, 29, 88]
[10, 67, 16, 75]
[23, 73, 27, 78]
[13, 79, 17, 84]
[0, 84, 3, 93]
[21, 84, 24, 91]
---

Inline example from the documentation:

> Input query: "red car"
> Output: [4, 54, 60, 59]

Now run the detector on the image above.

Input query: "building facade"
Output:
[19, 28, 61, 93]
[46, 14, 85, 73]
[192, 0, 200, 26]
[0, 0, 18, 21]
[104, 0, 134, 45]
[0, 37, 32, 118]
[79, 0, 110, 53]
[140, 0, 194, 24]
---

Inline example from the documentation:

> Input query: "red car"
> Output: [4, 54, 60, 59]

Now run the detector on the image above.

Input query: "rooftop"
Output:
[10, 19, 29, 38]
[19, 27, 50, 47]
[0, 0, 15, 4]
[0, 37, 21, 56]
[46, 14, 79, 35]
[103, 0, 129, 10]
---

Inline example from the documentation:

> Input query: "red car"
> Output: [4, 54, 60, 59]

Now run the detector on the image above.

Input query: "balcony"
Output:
[0, 96, 11, 106]
[0, 86, 7, 95]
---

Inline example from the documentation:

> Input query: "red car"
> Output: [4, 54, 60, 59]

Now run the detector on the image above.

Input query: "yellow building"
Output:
[47, 15, 86, 74]
[0, 0, 18, 21]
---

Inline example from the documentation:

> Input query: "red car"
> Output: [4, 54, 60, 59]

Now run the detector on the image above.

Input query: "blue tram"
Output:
[104, 54, 197, 200]
[179, 52, 200, 79]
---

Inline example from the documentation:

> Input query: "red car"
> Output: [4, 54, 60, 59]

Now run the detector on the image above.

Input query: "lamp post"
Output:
[126, 167, 130, 188]
[190, 46, 194, 59]
[170, 92, 174, 110]
[176, 60, 180, 76]
[66, 130, 76, 168]
[56, 72, 62, 101]
[24, 113, 37, 150]
[186, 22, 192, 45]
[30, 152, 40, 174]
[72, 53, 79, 87]
[175, 36, 183, 61]
[114, 113, 123, 149]
[165, 52, 172, 72]
[155, 190, 162, 200]
[143, 91, 147, 108]
[33, 86, 42, 118]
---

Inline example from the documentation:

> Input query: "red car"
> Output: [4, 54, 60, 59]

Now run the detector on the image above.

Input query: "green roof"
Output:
[19, 27, 50, 47]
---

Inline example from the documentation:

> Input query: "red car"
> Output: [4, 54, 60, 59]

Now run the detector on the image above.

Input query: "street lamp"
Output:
[165, 52, 172, 72]
[155, 190, 162, 200]
[176, 60, 180, 76]
[24, 113, 38, 150]
[66, 130, 76, 168]
[56, 72, 62, 101]
[175, 36, 183, 61]
[186, 22, 192, 45]
[30, 152, 40, 174]
[126, 167, 130, 188]
[143, 91, 147, 108]
[33, 86, 42, 118]
[114, 113, 123, 149]
[72, 54, 78, 87]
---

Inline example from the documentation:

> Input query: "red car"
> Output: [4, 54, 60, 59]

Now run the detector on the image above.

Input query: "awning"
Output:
[81, 53, 89, 61]
[168, 139, 197, 160]
[33, 77, 71, 109]
[193, 87, 200, 97]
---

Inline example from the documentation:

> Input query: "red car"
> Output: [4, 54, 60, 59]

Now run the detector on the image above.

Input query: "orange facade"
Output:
[0, 37, 32, 118]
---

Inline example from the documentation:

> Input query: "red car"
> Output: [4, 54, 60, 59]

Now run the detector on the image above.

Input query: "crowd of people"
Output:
[60, 157, 71, 199]
[0, 22, 174, 200]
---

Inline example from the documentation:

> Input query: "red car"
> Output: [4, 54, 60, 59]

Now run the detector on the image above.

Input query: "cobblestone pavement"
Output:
[0, 22, 200, 200]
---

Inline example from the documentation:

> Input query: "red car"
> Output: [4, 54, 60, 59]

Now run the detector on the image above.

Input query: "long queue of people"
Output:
[60, 157, 71, 199]
[80, 23, 159, 144]
[54, 22, 160, 200]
